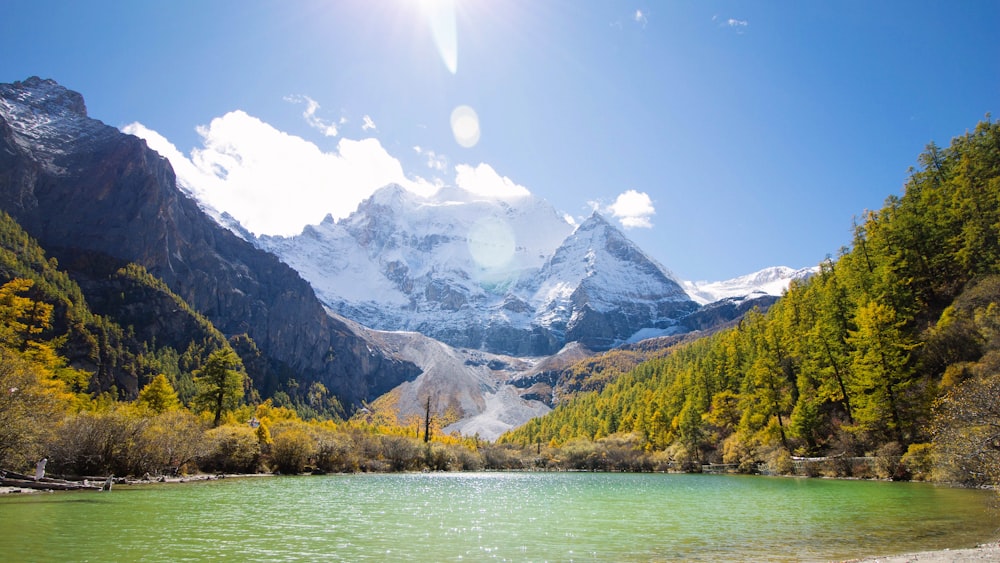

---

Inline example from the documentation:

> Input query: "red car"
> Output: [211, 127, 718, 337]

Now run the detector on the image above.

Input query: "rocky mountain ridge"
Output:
[0, 76, 419, 407]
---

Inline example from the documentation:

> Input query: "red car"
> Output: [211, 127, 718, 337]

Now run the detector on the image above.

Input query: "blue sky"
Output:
[2, 0, 997, 281]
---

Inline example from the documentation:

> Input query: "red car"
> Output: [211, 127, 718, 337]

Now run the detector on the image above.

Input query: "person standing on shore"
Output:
[33, 457, 46, 480]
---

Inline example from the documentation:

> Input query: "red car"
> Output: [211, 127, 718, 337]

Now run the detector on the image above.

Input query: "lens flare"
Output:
[450, 105, 480, 148]
[422, 0, 457, 74]
[467, 216, 515, 270]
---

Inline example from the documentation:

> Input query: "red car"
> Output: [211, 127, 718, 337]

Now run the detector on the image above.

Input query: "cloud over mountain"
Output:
[126, 112, 437, 236]
[607, 189, 655, 229]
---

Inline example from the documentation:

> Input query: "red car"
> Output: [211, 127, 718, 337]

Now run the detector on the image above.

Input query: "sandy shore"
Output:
[846, 542, 1000, 562]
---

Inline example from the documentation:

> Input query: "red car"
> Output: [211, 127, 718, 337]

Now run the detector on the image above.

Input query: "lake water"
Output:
[1, 472, 997, 562]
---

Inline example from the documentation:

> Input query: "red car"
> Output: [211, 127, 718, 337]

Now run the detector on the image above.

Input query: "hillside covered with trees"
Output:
[0, 210, 487, 477]
[503, 118, 1000, 485]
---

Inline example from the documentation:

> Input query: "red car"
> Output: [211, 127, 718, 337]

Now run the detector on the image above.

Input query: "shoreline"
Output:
[846, 541, 1000, 562]
[0, 471, 274, 494]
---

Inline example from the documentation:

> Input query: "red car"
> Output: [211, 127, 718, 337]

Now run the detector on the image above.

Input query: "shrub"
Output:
[380, 435, 421, 471]
[48, 406, 151, 477]
[200, 424, 260, 473]
[874, 441, 906, 480]
[721, 434, 757, 473]
[140, 409, 207, 475]
[452, 444, 484, 471]
[760, 445, 793, 476]
[313, 426, 358, 473]
[901, 443, 935, 481]
[269, 421, 318, 474]
[480, 444, 523, 470]
[425, 443, 457, 471]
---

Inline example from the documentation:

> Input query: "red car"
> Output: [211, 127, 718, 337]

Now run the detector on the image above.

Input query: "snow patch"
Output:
[682, 266, 818, 305]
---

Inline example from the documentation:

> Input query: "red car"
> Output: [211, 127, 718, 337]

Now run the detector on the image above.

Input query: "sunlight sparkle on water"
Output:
[1, 473, 998, 562]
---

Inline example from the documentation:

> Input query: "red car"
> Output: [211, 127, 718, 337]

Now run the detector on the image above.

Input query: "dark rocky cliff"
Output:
[0, 77, 419, 407]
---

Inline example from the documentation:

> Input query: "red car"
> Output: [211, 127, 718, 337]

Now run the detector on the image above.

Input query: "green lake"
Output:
[1, 472, 996, 562]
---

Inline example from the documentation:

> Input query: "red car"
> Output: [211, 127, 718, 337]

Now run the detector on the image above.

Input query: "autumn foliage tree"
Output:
[137, 374, 181, 414]
[0, 349, 66, 470]
[193, 347, 247, 427]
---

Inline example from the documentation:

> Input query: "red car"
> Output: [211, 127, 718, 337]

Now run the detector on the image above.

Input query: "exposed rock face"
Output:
[680, 293, 779, 332]
[350, 320, 554, 440]
[0, 77, 418, 406]
[507, 342, 595, 407]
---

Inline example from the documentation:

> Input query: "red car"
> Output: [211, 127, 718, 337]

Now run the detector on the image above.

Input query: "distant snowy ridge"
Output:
[682, 266, 818, 305]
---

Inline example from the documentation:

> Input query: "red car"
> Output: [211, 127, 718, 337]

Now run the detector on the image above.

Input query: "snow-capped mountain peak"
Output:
[0, 77, 117, 174]
[253, 182, 814, 355]
[256, 189, 707, 354]
[682, 265, 818, 305]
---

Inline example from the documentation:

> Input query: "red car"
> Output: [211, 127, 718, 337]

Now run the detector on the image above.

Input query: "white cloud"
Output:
[285, 94, 339, 137]
[455, 163, 531, 200]
[125, 111, 437, 236]
[414, 145, 448, 172]
[607, 189, 655, 229]
[122, 122, 213, 196]
[634, 9, 647, 27]
[712, 15, 749, 30]
[362, 115, 376, 131]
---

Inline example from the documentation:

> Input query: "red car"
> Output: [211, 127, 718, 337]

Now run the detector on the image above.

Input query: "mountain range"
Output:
[0, 77, 814, 438]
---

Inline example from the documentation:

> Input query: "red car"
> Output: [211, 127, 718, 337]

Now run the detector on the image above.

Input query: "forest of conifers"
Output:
[503, 118, 1000, 485]
[1, 119, 998, 484]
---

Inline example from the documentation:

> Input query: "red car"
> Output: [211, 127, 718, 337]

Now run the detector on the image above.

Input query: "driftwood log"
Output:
[1, 469, 105, 491]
